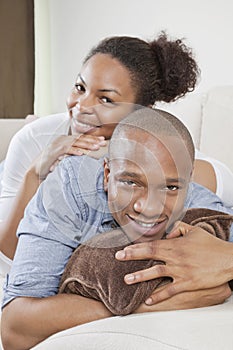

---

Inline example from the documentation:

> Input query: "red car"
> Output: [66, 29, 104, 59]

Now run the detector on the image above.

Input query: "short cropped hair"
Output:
[109, 107, 195, 163]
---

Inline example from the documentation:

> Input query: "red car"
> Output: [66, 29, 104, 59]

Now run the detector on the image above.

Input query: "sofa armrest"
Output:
[0, 119, 25, 161]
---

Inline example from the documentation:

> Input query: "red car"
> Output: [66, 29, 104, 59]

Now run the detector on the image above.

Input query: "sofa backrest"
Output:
[158, 85, 233, 172]
[200, 86, 233, 172]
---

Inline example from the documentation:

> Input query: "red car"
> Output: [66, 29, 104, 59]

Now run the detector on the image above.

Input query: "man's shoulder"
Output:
[61, 155, 104, 173]
[60, 155, 105, 192]
[186, 182, 233, 215]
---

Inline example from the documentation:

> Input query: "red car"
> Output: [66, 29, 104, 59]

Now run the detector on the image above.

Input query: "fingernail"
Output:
[115, 251, 125, 259]
[99, 140, 107, 146]
[145, 298, 153, 305]
[125, 274, 135, 283]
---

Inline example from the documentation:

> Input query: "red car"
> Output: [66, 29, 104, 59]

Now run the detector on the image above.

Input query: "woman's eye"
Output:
[101, 96, 114, 104]
[74, 84, 85, 93]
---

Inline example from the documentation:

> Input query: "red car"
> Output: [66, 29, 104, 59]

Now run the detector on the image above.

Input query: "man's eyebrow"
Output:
[118, 171, 141, 179]
[166, 178, 186, 185]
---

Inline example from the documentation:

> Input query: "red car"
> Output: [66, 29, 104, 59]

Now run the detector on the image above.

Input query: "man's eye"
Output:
[166, 185, 179, 191]
[120, 180, 137, 187]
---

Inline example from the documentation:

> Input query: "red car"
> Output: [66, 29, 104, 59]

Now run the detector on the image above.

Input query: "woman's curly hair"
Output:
[84, 31, 200, 106]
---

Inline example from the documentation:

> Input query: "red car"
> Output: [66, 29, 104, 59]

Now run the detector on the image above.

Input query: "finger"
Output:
[77, 134, 106, 142]
[115, 240, 175, 262]
[145, 282, 185, 305]
[123, 264, 169, 285]
[73, 135, 107, 148]
[166, 221, 193, 239]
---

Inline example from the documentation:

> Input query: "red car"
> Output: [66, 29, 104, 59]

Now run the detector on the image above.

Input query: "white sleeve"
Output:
[0, 113, 70, 221]
[0, 125, 38, 221]
[195, 149, 233, 208]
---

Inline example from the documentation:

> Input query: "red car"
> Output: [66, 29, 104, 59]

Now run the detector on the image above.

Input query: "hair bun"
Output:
[149, 31, 200, 102]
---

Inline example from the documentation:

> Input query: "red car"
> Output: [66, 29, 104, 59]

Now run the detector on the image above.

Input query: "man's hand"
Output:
[134, 284, 231, 313]
[116, 227, 233, 305]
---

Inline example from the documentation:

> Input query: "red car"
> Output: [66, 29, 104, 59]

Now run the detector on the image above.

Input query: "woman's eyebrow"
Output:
[98, 88, 122, 96]
[77, 74, 86, 85]
[77, 74, 121, 96]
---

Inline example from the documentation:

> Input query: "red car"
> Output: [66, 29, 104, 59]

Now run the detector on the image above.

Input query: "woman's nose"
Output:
[76, 94, 95, 113]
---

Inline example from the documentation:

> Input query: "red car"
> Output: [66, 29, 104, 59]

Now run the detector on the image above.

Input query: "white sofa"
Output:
[0, 85, 233, 350]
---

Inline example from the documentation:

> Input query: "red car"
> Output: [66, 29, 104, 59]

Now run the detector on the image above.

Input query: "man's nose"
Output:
[133, 191, 165, 218]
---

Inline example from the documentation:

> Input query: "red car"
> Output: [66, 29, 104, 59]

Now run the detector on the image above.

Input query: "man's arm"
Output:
[116, 227, 233, 305]
[1, 294, 112, 350]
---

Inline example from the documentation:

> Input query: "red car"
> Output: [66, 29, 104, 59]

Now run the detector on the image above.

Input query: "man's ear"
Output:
[103, 158, 110, 192]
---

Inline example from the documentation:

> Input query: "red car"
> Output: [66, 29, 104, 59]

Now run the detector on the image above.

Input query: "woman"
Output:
[0, 32, 232, 266]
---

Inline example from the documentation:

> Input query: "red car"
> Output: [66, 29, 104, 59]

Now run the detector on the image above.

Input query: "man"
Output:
[1, 108, 233, 350]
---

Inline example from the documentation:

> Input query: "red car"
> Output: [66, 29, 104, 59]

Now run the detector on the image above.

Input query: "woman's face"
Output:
[66, 53, 137, 138]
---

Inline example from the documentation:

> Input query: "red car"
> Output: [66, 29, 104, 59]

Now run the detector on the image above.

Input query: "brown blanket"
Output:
[59, 208, 233, 315]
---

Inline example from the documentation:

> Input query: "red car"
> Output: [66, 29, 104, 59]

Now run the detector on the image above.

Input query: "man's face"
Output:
[104, 129, 193, 243]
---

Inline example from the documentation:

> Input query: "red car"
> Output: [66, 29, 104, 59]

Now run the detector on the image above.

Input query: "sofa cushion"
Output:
[200, 85, 233, 172]
[32, 294, 233, 350]
[156, 92, 205, 148]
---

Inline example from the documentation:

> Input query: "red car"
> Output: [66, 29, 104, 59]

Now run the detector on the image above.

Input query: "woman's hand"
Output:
[115, 226, 233, 305]
[31, 134, 107, 180]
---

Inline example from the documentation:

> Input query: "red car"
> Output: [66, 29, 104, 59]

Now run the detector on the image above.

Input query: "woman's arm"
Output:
[194, 150, 233, 207]
[192, 159, 217, 193]
[1, 294, 112, 350]
[0, 134, 107, 260]
[0, 167, 41, 259]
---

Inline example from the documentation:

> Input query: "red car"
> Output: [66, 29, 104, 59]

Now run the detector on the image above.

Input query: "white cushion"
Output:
[199, 85, 233, 172]
[156, 92, 205, 148]
[32, 294, 233, 350]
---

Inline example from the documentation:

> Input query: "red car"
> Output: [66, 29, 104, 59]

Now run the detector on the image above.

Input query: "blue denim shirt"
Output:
[2, 155, 233, 307]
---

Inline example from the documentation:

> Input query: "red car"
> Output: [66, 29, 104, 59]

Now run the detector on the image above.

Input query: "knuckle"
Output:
[152, 263, 166, 275]
[165, 284, 179, 298]
[124, 248, 134, 259]
[148, 241, 158, 256]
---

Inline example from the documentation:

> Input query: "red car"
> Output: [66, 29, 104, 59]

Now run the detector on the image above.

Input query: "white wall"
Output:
[34, 0, 233, 116]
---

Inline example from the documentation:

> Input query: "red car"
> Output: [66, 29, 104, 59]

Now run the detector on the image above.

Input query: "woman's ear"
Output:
[103, 158, 110, 192]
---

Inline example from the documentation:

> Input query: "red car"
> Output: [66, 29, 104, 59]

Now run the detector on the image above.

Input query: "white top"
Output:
[0, 113, 70, 221]
[0, 112, 233, 223]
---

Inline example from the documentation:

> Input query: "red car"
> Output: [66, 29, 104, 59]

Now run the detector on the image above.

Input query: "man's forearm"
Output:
[1, 294, 112, 350]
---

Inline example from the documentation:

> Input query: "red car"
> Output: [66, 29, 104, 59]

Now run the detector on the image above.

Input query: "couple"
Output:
[2, 106, 233, 350]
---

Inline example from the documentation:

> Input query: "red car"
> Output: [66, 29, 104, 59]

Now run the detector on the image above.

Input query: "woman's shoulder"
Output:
[24, 112, 69, 134]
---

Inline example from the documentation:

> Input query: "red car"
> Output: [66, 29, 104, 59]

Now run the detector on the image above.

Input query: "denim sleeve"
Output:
[2, 158, 83, 308]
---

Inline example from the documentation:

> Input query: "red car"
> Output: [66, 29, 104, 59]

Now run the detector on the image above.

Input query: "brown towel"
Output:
[59, 208, 233, 315]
